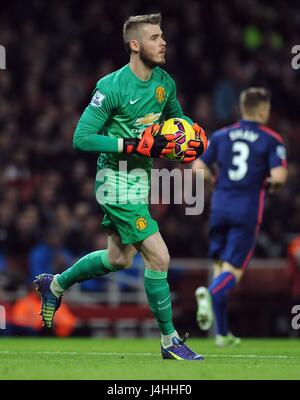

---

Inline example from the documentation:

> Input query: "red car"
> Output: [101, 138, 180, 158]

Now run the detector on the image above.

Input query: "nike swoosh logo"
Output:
[129, 97, 142, 105]
[158, 304, 171, 311]
[158, 295, 170, 305]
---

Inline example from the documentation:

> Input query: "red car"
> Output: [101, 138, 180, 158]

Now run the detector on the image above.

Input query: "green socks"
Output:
[57, 249, 120, 290]
[55, 255, 176, 340]
[144, 268, 175, 335]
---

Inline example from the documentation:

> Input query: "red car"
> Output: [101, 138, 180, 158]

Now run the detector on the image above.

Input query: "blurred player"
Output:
[193, 87, 287, 347]
[34, 13, 207, 360]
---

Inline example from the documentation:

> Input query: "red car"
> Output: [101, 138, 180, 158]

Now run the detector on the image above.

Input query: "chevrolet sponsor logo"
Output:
[134, 112, 161, 126]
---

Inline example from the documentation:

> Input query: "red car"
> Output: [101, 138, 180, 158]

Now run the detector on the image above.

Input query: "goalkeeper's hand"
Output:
[123, 124, 175, 158]
[181, 123, 208, 164]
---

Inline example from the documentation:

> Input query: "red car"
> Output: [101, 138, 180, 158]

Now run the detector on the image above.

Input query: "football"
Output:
[160, 117, 195, 161]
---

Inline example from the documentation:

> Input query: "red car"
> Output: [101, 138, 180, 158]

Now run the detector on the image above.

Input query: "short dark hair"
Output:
[123, 13, 162, 54]
[240, 87, 271, 114]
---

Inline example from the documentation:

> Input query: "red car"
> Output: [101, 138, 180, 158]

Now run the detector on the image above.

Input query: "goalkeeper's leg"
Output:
[35, 232, 136, 328]
[135, 232, 203, 361]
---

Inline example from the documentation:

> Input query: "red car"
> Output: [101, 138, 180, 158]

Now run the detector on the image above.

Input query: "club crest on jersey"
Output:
[276, 145, 286, 160]
[90, 90, 105, 107]
[136, 217, 147, 231]
[155, 86, 166, 103]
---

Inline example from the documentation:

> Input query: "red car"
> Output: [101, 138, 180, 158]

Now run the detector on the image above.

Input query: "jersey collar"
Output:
[240, 119, 259, 127]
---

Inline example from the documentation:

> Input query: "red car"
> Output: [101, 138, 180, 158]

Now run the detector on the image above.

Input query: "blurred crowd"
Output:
[0, 0, 300, 291]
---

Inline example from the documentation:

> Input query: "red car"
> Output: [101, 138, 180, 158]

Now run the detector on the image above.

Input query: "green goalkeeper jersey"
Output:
[73, 64, 192, 202]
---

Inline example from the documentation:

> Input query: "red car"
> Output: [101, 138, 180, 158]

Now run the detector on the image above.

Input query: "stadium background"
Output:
[0, 0, 300, 338]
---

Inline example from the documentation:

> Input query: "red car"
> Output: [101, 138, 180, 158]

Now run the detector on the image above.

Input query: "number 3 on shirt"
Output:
[228, 141, 249, 181]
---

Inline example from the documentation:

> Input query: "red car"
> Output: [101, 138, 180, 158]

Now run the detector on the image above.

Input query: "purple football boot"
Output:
[34, 273, 62, 328]
[161, 333, 204, 361]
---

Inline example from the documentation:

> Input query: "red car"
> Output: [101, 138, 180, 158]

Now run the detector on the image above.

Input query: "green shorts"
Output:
[100, 202, 159, 245]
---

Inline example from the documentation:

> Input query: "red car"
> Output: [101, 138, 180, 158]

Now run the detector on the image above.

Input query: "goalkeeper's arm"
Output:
[73, 118, 174, 158]
[73, 123, 121, 153]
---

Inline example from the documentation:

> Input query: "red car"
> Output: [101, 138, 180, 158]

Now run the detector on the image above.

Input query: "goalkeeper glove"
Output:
[123, 124, 175, 158]
[181, 123, 208, 164]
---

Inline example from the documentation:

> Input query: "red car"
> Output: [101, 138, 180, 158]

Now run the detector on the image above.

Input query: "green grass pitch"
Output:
[0, 337, 299, 380]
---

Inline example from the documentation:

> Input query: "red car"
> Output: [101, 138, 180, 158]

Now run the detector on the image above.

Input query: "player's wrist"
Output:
[118, 138, 125, 153]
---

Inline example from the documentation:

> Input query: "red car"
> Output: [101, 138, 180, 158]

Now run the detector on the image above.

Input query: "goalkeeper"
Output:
[35, 13, 207, 361]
